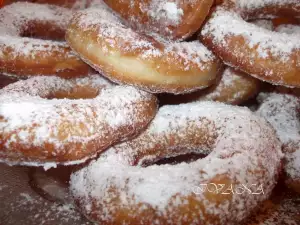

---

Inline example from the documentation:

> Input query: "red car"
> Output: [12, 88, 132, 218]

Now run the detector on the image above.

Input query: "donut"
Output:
[102, 0, 214, 40]
[256, 93, 300, 193]
[200, 2, 300, 88]
[70, 101, 282, 225]
[193, 67, 261, 104]
[0, 74, 157, 168]
[159, 67, 261, 105]
[66, 2, 222, 94]
[0, 2, 91, 78]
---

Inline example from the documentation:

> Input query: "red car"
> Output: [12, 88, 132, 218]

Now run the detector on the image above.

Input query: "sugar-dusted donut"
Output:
[66, 3, 222, 94]
[159, 67, 261, 105]
[70, 101, 282, 225]
[193, 67, 261, 104]
[102, 0, 214, 40]
[0, 2, 91, 78]
[256, 93, 300, 193]
[0, 75, 157, 168]
[200, 1, 300, 88]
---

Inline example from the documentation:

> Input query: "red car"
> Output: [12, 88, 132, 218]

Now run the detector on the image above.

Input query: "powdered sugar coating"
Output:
[147, 0, 184, 26]
[197, 67, 260, 104]
[71, 101, 282, 224]
[251, 19, 274, 30]
[256, 93, 300, 182]
[276, 24, 300, 35]
[0, 74, 157, 166]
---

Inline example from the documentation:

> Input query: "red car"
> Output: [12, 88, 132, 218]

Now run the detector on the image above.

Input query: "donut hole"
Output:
[143, 152, 208, 166]
[46, 86, 100, 100]
[20, 21, 66, 41]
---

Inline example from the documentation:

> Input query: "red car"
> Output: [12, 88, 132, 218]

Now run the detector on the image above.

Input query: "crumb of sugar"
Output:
[148, 1, 184, 25]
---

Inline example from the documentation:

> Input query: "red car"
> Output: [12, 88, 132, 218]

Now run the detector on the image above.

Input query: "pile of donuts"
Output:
[0, 0, 299, 224]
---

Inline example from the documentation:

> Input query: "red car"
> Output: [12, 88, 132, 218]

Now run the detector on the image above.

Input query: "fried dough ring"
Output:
[71, 101, 282, 225]
[256, 93, 300, 193]
[0, 75, 157, 167]
[193, 67, 260, 104]
[66, 3, 222, 94]
[159, 67, 261, 105]
[102, 0, 214, 40]
[200, 1, 300, 87]
[0, 2, 90, 78]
